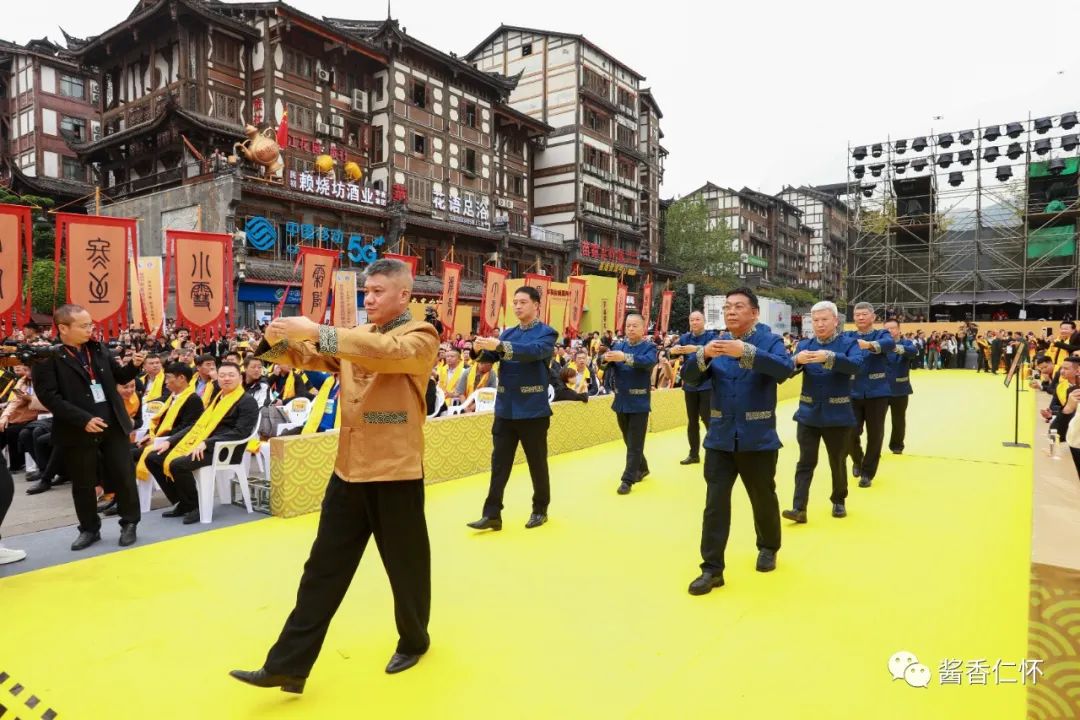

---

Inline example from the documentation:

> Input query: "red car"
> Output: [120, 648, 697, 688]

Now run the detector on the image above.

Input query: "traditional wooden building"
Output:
[0, 37, 98, 204]
[777, 184, 852, 299]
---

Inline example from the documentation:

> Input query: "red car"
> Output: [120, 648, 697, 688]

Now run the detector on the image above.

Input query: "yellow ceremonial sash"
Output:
[199, 380, 217, 407]
[142, 372, 165, 402]
[137, 385, 197, 480]
[164, 386, 245, 479]
[124, 392, 140, 419]
[0, 378, 15, 401]
[302, 377, 337, 434]
[572, 366, 591, 394]
[468, 368, 492, 396]
[1057, 379, 1070, 407]
[439, 364, 465, 394]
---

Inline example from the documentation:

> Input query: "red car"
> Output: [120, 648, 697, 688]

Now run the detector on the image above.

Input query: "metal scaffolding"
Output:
[847, 111, 1080, 319]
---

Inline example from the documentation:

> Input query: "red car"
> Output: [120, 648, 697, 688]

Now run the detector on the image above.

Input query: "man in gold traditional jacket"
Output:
[231, 258, 439, 694]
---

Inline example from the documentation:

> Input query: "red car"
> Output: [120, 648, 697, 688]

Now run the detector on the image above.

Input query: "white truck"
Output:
[703, 294, 792, 337]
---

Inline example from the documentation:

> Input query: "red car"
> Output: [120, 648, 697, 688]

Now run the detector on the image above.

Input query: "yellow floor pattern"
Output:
[0, 370, 1034, 719]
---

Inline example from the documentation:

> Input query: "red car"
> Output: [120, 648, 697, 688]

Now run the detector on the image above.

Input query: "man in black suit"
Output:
[145, 362, 259, 524]
[31, 304, 146, 550]
[137, 362, 206, 516]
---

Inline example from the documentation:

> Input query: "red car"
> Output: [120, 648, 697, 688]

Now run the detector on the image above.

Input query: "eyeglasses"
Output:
[722, 303, 752, 311]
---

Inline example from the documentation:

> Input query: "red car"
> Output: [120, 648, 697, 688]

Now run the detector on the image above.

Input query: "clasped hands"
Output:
[265, 316, 320, 344]
[796, 350, 831, 366]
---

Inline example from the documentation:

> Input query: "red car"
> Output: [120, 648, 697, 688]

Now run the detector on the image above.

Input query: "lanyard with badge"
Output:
[67, 346, 106, 403]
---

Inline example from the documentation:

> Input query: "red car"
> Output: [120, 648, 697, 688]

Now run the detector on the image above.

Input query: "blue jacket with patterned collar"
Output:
[845, 328, 896, 400]
[604, 338, 658, 414]
[683, 322, 794, 452]
[486, 320, 558, 419]
[887, 338, 916, 397]
[677, 329, 718, 392]
[792, 332, 863, 427]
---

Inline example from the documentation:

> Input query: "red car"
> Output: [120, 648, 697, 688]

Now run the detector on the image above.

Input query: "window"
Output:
[60, 115, 87, 141]
[371, 125, 384, 163]
[212, 92, 240, 123]
[425, 248, 437, 275]
[462, 100, 477, 128]
[211, 35, 240, 68]
[286, 103, 314, 132]
[521, 43, 533, 57]
[617, 125, 635, 147]
[284, 49, 313, 79]
[582, 68, 609, 98]
[412, 132, 427, 156]
[411, 80, 427, 109]
[17, 108, 33, 138]
[59, 74, 84, 99]
[506, 135, 524, 157]
[619, 197, 635, 215]
[584, 146, 608, 169]
[464, 148, 477, 174]
[19, 151, 34, 169]
[374, 75, 385, 103]
[617, 159, 635, 181]
[62, 156, 83, 181]
[406, 176, 431, 206]
[510, 173, 525, 196]
[617, 87, 633, 108]
[584, 107, 608, 134]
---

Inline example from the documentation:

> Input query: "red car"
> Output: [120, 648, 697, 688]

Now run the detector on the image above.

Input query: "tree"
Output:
[0, 186, 56, 259]
[23, 260, 66, 316]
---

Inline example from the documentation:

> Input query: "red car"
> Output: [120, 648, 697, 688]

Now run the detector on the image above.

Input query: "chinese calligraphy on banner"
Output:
[332, 270, 358, 328]
[165, 230, 233, 342]
[287, 171, 387, 207]
[439, 262, 463, 340]
[641, 281, 654, 330]
[129, 256, 164, 337]
[479, 264, 509, 336]
[299, 247, 338, 323]
[659, 290, 674, 335]
[0, 204, 32, 336]
[56, 213, 135, 338]
[615, 283, 628, 334]
[431, 190, 491, 229]
[566, 276, 587, 338]
[524, 273, 553, 325]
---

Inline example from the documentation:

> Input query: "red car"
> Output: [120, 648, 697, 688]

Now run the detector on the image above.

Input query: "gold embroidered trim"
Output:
[710, 409, 724, 418]
[318, 325, 339, 355]
[378, 311, 412, 334]
[628, 388, 648, 395]
[501, 341, 514, 360]
[258, 340, 290, 362]
[519, 384, 545, 393]
[868, 372, 886, 380]
[363, 411, 408, 424]
[739, 343, 757, 370]
[800, 394, 813, 403]
[745, 410, 773, 421]
[896, 376, 909, 383]
[829, 396, 851, 405]
[824, 350, 837, 370]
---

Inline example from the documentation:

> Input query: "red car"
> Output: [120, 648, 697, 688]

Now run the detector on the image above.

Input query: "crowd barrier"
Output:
[842, 320, 1066, 337]
[265, 381, 803, 518]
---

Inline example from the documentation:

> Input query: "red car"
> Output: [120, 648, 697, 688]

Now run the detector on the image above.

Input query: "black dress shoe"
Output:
[97, 499, 116, 514]
[617, 481, 632, 495]
[52, 475, 69, 485]
[756, 550, 777, 572]
[26, 480, 51, 495]
[638, 469, 650, 481]
[466, 516, 502, 531]
[524, 513, 547, 529]
[679, 456, 700, 465]
[104, 505, 120, 517]
[781, 508, 807, 524]
[858, 477, 872, 488]
[162, 505, 188, 518]
[182, 509, 202, 524]
[832, 503, 847, 518]
[688, 571, 724, 596]
[71, 530, 101, 551]
[119, 524, 137, 547]
[890, 448, 903, 455]
[852, 464, 861, 478]
[24, 471, 41, 483]
[229, 668, 306, 694]
[385, 653, 421, 674]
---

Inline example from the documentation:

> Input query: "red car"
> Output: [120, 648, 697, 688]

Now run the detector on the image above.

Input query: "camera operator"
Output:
[31, 304, 146, 551]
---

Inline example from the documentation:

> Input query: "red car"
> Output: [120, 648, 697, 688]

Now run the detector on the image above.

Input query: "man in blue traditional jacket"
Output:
[782, 301, 863, 524]
[845, 302, 895, 488]
[468, 286, 558, 531]
[602, 314, 658, 495]
[682, 288, 794, 596]
[669, 310, 717, 465]
[884, 319, 915, 455]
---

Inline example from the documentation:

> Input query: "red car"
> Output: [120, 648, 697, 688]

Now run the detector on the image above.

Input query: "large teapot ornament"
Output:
[229, 124, 282, 174]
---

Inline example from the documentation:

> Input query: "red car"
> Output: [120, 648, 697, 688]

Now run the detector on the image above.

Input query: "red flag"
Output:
[276, 110, 288, 148]
[480, 264, 509, 336]
[615, 283, 628, 334]
[0, 204, 32, 336]
[641, 281, 654, 331]
[56, 213, 136, 339]
[299, 247, 338, 323]
[524, 273, 552, 324]
[660, 290, 675, 335]
[566, 276, 587, 338]
[439, 262, 463, 340]
[165, 230, 233, 342]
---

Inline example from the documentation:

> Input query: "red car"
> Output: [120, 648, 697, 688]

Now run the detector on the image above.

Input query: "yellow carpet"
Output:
[0, 370, 1033, 719]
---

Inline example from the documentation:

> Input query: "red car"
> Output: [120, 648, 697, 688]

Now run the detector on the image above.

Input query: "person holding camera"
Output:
[31, 305, 146, 550]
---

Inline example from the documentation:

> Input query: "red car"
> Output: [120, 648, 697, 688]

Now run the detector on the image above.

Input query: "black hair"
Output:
[219, 361, 243, 374]
[515, 286, 541, 303]
[1062, 321, 1077, 330]
[725, 287, 759, 310]
[196, 354, 217, 366]
[164, 362, 195, 381]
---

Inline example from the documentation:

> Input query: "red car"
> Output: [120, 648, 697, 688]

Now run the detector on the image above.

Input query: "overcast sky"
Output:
[9, 0, 1080, 198]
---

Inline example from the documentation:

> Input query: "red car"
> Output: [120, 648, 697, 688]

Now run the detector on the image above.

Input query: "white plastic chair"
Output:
[279, 396, 312, 432]
[428, 386, 445, 419]
[448, 386, 497, 416]
[136, 469, 160, 513]
[547, 385, 555, 404]
[192, 424, 260, 524]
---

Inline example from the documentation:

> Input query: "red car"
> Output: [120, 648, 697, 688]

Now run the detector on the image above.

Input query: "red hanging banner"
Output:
[615, 283, 628, 334]
[56, 213, 136, 338]
[659, 289, 675, 335]
[299, 246, 338, 323]
[524, 273, 552, 325]
[480, 264, 509, 336]
[566, 276, 587, 338]
[0, 204, 32, 336]
[641, 280, 654, 331]
[165, 229, 233, 342]
[384, 252, 419, 277]
[439, 261, 463, 339]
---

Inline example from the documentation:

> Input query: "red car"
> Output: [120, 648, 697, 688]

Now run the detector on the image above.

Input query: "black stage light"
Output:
[1061, 134, 1079, 151]
[938, 132, 954, 148]
[958, 150, 974, 165]
[1048, 157, 1066, 175]
[853, 146, 867, 160]
[853, 164, 865, 179]
[948, 171, 963, 187]
[959, 130, 974, 145]
[1061, 112, 1078, 130]
[912, 136, 928, 151]
[1006, 122, 1023, 138]
[895, 139, 907, 154]
[1034, 117, 1053, 134]
[861, 183, 876, 197]
[869, 163, 884, 177]
[912, 157, 928, 171]
[871, 143, 883, 158]
[983, 146, 1000, 163]
[938, 152, 953, 168]
[984, 125, 1001, 141]
[996, 165, 1013, 182]
[1034, 139, 1052, 155]
[895, 161, 908, 174]
[1006, 142, 1023, 160]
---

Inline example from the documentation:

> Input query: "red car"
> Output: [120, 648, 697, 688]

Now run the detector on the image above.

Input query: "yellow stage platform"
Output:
[0, 371, 1036, 719]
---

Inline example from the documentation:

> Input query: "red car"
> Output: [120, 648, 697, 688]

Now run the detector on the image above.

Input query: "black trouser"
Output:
[976, 351, 988, 372]
[138, 447, 182, 506]
[144, 448, 216, 510]
[59, 423, 140, 533]
[265, 475, 430, 678]
[684, 390, 711, 458]
[793, 423, 850, 511]
[888, 395, 909, 452]
[0, 462, 12, 541]
[483, 416, 551, 518]
[700, 448, 780, 573]
[849, 397, 889, 480]
[990, 349, 1001, 373]
[616, 411, 650, 484]
[1, 422, 30, 471]
[32, 424, 59, 483]
[1071, 447, 1080, 480]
